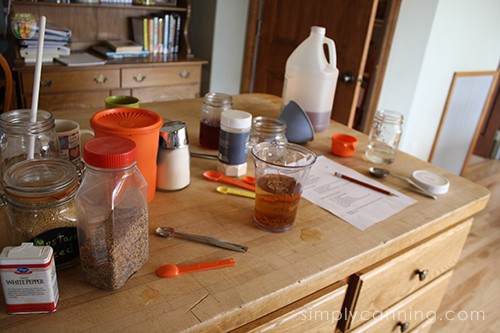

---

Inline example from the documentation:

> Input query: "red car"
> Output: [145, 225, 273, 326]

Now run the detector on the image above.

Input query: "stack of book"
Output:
[131, 13, 182, 55]
[92, 40, 149, 59]
[19, 24, 72, 63]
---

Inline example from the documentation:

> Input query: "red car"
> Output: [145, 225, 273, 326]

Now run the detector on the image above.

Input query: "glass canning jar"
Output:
[199, 92, 233, 150]
[365, 109, 404, 164]
[0, 109, 60, 178]
[248, 116, 287, 149]
[0, 158, 81, 269]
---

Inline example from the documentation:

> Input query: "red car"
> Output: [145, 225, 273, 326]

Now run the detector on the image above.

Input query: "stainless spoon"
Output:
[155, 227, 248, 253]
[368, 167, 437, 200]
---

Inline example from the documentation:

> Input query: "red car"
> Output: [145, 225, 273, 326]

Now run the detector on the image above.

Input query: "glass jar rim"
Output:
[0, 109, 55, 134]
[2, 158, 79, 198]
[203, 92, 233, 107]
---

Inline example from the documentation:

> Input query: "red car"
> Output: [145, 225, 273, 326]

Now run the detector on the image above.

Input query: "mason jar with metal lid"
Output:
[0, 158, 81, 269]
[0, 109, 60, 179]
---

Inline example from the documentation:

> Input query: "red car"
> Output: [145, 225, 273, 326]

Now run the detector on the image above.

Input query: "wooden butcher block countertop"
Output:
[0, 94, 490, 332]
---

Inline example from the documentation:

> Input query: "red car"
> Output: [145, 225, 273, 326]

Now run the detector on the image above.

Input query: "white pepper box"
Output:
[0, 243, 59, 314]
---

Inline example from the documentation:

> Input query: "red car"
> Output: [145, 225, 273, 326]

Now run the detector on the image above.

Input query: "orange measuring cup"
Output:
[156, 258, 236, 278]
[331, 133, 358, 157]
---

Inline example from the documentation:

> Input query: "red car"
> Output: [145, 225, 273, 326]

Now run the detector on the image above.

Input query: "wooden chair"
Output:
[0, 53, 13, 112]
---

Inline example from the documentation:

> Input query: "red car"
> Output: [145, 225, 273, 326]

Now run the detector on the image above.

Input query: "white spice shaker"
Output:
[157, 121, 190, 191]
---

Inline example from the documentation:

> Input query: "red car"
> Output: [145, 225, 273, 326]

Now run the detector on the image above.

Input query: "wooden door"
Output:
[242, 0, 378, 127]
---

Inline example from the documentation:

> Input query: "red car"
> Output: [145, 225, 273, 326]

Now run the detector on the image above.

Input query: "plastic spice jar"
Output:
[0, 109, 60, 179]
[0, 158, 81, 269]
[217, 110, 252, 177]
[75, 136, 149, 290]
[199, 92, 233, 150]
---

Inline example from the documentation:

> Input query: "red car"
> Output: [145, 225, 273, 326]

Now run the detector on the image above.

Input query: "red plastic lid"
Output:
[90, 108, 164, 134]
[84, 137, 137, 169]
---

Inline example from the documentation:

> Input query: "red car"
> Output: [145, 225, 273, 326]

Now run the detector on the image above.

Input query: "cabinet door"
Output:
[232, 282, 346, 333]
[350, 271, 452, 333]
[347, 220, 472, 329]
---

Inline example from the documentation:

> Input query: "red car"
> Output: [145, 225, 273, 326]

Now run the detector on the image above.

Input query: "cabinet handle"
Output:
[415, 269, 429, 281]
[94, 74, 108, 85]
[40, 79, 53, 88]
[133, 74, 147, 82]
[397, 321, 410, 332]
[179, 70, 190, 79]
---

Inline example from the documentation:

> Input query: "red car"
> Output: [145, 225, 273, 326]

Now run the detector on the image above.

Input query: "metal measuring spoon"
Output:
[368, 167, 437, 200]
[155, 227, 248, 253]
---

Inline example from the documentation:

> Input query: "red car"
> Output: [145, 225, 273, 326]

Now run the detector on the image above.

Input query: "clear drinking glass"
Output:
[251, 142, 317, 232]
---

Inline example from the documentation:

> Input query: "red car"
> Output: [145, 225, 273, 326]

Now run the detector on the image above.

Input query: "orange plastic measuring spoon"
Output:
[203, 170, 255, 191]
[156, 258, 236, 278]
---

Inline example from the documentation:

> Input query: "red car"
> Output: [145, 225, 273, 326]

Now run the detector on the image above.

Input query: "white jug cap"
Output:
[412, 170, 450, 195]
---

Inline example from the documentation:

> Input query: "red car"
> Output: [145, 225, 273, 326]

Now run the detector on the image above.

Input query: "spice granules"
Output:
[78, 207, 149, 290]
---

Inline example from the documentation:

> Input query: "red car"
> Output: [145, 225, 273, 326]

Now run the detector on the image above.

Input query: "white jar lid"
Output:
[412, 170, 450, 195]
[221, 110, 252, 129]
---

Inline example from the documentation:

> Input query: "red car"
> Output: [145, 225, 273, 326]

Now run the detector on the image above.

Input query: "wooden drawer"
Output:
[132, 84, 200, 103]
[26, 91, 110, 112]
[122, 65, 201, 88]
[22, 69, 120, 94]
[350, 270, 452, 333]
[347, 220, 472, 329]
[232, 282, 346, 333]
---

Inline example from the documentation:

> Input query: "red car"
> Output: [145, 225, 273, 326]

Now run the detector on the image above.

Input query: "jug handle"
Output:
[323, 38, 337, 68]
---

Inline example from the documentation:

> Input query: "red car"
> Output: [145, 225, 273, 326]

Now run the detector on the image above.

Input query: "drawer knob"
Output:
[40, 79, 53, 88]
[416, 269, 429, 281]
[94, 74, 108, 85]
[179, 70, 190, 79]
[397, 321, 410, 332]
[133, 74, 147, 83]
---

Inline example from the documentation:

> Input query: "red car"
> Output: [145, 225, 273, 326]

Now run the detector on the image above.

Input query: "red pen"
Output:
[333, 172, 398, 197]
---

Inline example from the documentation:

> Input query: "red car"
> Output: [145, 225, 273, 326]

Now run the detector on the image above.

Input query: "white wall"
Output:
[378, 0, 500, 161]
[209, 0, 249, 94]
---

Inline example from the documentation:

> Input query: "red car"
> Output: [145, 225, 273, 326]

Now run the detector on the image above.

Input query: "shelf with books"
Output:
[11, 0, 193, 57]
[10, 0, 206, 112]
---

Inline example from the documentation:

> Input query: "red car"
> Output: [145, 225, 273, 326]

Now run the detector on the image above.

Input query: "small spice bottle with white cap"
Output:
[217, 110, 252, 177]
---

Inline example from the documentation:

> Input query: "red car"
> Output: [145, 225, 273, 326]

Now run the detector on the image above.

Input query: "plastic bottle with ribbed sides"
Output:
[281, 26, 339, 133]
[75, 136, 149, 290]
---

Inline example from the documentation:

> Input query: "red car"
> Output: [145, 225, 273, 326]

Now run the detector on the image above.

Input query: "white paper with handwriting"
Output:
[302, 156, 417, 230]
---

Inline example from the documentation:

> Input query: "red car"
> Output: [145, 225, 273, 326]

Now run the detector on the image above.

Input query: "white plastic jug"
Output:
[282, 26, 339, 132]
